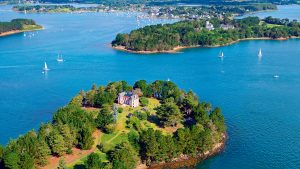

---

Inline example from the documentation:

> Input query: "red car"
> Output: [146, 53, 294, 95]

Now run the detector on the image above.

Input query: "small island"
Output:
[0, 19, 42, 37]
[0, 80, 226, 169]
[112, 16, 300, 53]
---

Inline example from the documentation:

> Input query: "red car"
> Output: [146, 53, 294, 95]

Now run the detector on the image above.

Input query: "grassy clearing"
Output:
[100, 131, 128, 152]
[22, 24, 43, 31]
[260, 21, 282, 28]
[266, 23, 282, 28]
[67, 150, 107, 169]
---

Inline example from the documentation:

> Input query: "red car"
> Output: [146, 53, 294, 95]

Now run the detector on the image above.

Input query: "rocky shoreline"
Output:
[137, 133, 227, 169]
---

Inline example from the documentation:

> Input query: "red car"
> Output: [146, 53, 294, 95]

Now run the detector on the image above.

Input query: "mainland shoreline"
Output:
[112, 36, 300, 54]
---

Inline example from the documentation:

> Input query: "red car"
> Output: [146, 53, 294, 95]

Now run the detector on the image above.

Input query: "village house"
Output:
[220, 24, 235, 30]
[205, 21, 214, 31]
[118, 92, 139, 107]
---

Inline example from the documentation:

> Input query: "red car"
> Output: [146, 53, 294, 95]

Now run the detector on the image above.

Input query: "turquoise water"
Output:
[1, 5, 300, 169]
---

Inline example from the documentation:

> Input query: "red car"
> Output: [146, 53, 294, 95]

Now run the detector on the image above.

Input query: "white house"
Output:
[118, 92, 139, 107]
[205, 21, 214, 31]
[220, 24, 235, 30]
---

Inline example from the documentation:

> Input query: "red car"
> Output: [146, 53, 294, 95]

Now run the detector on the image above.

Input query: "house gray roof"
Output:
[119, 91, 138, 98]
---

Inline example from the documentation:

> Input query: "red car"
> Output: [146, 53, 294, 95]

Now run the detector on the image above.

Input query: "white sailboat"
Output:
[56, 54, 64, 62]
[219, 51, 224, 58]
[43, 62, 50, 71]
[258, 48, 263, 57]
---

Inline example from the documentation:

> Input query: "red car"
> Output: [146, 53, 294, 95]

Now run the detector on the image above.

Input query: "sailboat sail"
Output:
[258, 49, 262, 57]
[43, 62, 49, 71]
[219, 51, 224, 58]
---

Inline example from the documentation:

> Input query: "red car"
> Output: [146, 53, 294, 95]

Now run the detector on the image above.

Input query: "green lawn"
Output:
[100, 131, 128, 152]
[259, 21, 282, 28]
[22, 24, 43, 31]
[266, 23, 282, 28]
[68, 150, 107, 169]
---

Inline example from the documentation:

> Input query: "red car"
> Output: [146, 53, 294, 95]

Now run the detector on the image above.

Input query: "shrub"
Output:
[140, 97, 149, 107]
[118, 107, 123, 113]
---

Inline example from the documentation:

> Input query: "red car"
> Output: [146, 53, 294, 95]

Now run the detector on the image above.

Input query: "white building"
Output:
[220, 24, 235, 30]
[206, 21, 214, 31]
[118, 92, 139, 107]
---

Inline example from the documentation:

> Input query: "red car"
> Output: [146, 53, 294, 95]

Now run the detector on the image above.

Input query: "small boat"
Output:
[56, 54, 64, 62]
[273, 75, 279, 78]
[43, 62, 50, 71]
[219, 51, 224, 58]
[258, 48, 263, 57]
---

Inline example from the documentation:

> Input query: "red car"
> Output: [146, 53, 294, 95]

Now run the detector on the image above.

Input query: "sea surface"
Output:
[1, 5, 300, 169]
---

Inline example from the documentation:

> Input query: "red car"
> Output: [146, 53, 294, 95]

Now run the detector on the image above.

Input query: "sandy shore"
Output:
[0, 27, 44, 37]
[113, 36, 300, 54]
[112, 45, 191, 54]
[136, 133, 227, 169]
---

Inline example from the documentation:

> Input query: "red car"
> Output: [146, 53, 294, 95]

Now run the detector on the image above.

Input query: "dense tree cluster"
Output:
[112, 16, 300, 52]
[0, 19, 38, 34]
[264, 16, 300, 27]
[0, 80, 226, 168]
[0, 105, 96, 168]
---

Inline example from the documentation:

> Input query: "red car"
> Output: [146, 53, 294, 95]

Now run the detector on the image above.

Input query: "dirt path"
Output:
[40, 130, 101, 169]
[106, 131, 121, 143]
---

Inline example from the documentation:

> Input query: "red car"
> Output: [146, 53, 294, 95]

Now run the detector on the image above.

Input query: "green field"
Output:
[22, 24, 43, 31]
[259, 21, 282, 28]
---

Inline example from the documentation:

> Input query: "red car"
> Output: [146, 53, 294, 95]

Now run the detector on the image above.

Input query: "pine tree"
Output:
[57, 157, 67, 169]
[48, 129, 66, 156]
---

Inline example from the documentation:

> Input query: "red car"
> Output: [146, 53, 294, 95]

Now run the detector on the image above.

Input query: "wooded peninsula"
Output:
[112, 16, 300, 53]
[0, 80, 226, 169]
[0, 19, 42, 37]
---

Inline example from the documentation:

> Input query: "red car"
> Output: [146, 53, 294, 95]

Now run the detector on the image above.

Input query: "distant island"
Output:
[0, 19, 42, 37]
[0, 80, 226, 169]
[112, 16, 300, 53]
